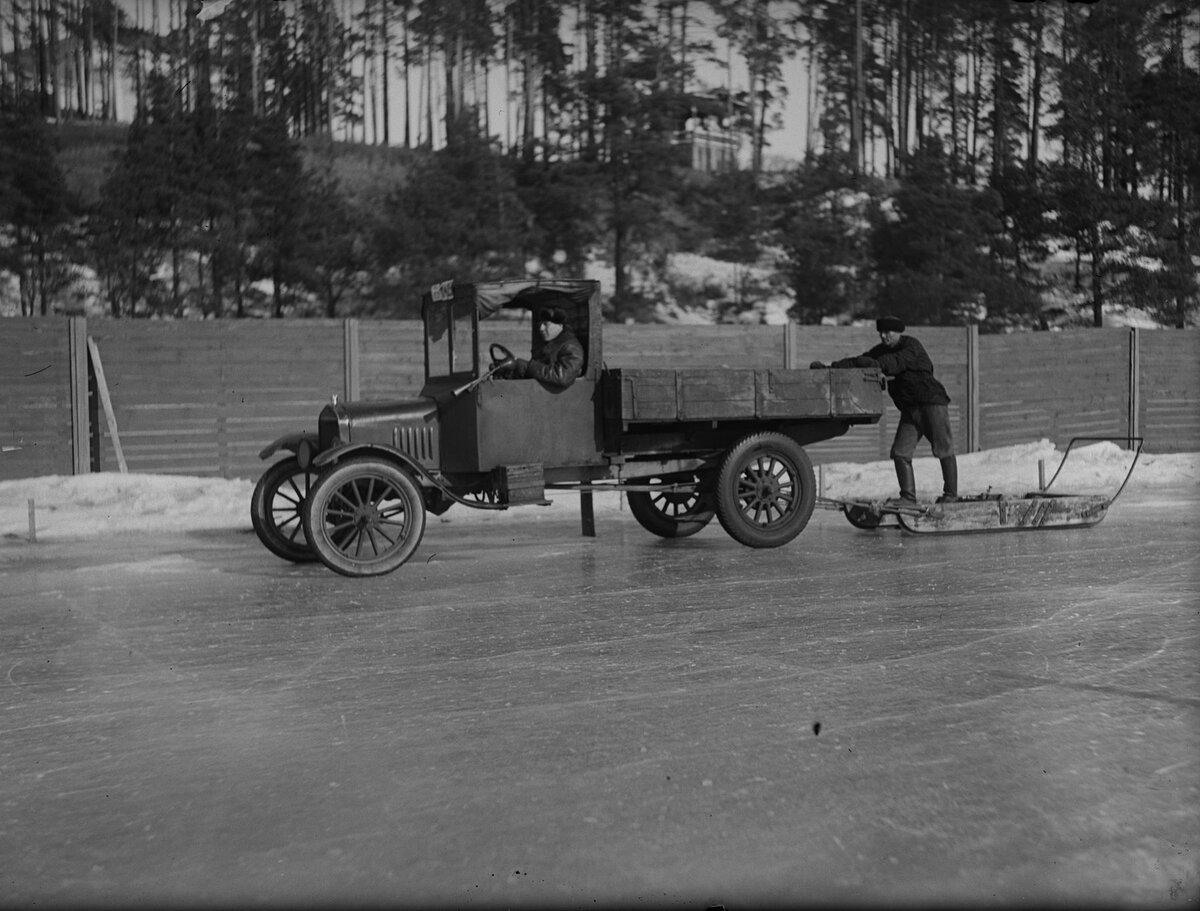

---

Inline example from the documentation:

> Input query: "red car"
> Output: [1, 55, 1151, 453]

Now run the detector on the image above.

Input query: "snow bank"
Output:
[818, 439, 1199, 500]
[1, 440, 1196, 543]
[1, 473, 254, 542]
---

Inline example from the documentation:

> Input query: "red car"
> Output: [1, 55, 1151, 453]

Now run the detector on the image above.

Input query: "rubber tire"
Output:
[713, 432, 816, 548]
[844, 504, 882, 530]
[626, 474, 715, 539]
[303, 457, 426, 577]
[251, 457, 319, 562]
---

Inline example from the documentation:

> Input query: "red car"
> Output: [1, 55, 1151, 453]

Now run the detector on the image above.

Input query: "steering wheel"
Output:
[489, 342, 516, 370]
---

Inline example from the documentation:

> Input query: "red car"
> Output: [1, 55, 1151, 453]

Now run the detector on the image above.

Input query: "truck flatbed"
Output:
[605, 367, 885, 424]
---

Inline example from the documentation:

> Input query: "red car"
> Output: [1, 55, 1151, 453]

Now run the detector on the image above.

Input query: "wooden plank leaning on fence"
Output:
[86, 337, 128, 473]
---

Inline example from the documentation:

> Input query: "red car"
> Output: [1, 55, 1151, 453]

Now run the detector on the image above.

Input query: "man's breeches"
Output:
[890, 404, 955, 460]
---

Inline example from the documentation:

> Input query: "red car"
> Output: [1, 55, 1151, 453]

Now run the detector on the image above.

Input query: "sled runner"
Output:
[817, 437, 1143, 535]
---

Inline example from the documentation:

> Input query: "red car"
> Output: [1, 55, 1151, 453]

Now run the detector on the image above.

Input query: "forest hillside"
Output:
[1, 0, 1197, 329]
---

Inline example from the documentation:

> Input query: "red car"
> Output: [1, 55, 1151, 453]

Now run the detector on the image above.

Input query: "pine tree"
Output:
[0, 105, 75, 314]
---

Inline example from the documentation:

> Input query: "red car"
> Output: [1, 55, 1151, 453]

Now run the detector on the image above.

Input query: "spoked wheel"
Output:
[626, 473, 715, 538]
[251, 457, 318, 562]
[844, 504, 883, 530]
[714, 433, 816, 548]
[303, 457, 427, 577]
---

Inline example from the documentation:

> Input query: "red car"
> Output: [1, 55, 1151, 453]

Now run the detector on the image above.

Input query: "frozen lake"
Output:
[2, 488, 1198, 906]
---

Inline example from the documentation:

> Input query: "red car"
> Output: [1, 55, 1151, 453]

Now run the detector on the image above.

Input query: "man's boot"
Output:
[891, 458, 917, 504]
[937, 456, 959, 503]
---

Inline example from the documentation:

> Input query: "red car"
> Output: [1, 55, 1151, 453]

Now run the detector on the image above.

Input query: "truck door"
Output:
[473, 378, 603, 470]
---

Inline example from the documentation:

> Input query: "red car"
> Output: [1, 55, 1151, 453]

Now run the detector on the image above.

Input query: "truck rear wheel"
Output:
[626, 474, 715, 538]
[714, 433, 815, 548]
[303, 457, 426, 576]
[251, 457, 318, 563]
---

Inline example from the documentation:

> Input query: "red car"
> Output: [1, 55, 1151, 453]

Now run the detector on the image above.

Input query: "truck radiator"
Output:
[392, 424, 437, 465]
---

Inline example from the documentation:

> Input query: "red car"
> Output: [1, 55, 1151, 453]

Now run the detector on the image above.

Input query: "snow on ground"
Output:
[817, 439, 1197, 499]
[1, 440, 1196, 544]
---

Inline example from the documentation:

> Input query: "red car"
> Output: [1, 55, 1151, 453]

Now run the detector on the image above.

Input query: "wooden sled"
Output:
[818, 437, 1143, 535]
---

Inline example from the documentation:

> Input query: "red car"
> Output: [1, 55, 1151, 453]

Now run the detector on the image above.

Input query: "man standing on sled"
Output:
[812, 316, 958, 505]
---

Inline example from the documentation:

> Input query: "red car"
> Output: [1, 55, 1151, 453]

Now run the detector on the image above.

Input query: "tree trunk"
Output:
[367, 1, 378, 144]
[678, 0, 688, 96]
[522, 1, 538, 163]
[424, 42, 433, 146]
[612, 192, 626, 315]
[584, 0, 597, 161]
[969, 23, 982, 176]
[381, 0, 391, 145]
[402, 9, 411, 148]
[1027, 2, 1043, 171]
[34, 0, 49, 116]
[1089, 224, 1104, 327]
[804, 43, 817, 160]
[273, 258, 284, 318]
[110, 0, 119, 119]
[76, 0, 88, 116]
[10, 0, 24, 100]
[949, 31, 960, 168]
[48, 0, 61, 120]
[250, 1, 261, 116]
[991, 13, 1005, 183]
[851, 0, 865, 174]
[38, 238, 49, 316]
[897, 3, 910, 167]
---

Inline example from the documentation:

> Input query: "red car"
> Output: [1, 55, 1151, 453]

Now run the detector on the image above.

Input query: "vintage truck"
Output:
[252, 279, 884, 576]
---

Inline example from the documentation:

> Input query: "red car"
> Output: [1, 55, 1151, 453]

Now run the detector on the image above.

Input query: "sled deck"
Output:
[818, 436, 1143, 535]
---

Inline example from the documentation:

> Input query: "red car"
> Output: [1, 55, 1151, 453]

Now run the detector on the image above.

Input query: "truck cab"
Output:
[423, 279, 606, 475]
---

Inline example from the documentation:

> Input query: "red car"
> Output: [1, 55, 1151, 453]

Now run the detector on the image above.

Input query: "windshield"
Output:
[424, 293, 476, 380]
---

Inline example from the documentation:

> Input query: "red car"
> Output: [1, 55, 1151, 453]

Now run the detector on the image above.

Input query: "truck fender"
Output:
[312, 443, 509, 513]
[311, 442, 430, 483]
[258, 432, 320, 465]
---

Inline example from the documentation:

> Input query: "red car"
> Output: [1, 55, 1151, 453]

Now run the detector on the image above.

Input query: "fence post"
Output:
[966, 323, 980, 452]
[1128, 327, 1140, 447]
[344, 319, 361, 402]
[68, 317, 90, 475]
[783, 321, 797, 369]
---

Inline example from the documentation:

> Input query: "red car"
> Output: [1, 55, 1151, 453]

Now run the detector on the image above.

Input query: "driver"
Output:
[500, 307, 585, 389]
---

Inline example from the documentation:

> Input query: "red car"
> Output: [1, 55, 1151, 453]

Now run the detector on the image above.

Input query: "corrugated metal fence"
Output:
[2, 317, 1197, 480]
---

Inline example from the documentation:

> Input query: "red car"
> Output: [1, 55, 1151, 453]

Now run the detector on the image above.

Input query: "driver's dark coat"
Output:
[834, 335, 949, 408]
[518, 327, 585, 388]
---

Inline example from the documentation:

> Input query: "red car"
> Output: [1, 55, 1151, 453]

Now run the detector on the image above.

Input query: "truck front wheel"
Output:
[714, 433, 816, 548]
[626, 473, 715, 538]
[303, 457, 427, 576]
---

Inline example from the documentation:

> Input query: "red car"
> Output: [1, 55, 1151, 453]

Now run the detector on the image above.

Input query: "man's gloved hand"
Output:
[513, 358, 529, 377]
[809, 360, 826, 369]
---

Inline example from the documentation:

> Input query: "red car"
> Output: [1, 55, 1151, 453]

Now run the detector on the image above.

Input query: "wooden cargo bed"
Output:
[604, 367, 884, 424]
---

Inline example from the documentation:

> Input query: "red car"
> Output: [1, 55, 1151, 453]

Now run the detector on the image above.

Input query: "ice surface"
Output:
[1, 439, 1197, 542]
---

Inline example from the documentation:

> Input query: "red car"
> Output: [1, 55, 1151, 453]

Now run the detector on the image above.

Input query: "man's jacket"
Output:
[519, 328, 585, 388]
[834, 335, 950, 408]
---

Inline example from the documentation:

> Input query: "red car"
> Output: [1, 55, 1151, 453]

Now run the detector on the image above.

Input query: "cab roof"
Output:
[420, 279, 599, 322]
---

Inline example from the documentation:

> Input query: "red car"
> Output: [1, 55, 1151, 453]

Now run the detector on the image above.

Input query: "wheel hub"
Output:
[747, 469, 784, 505]
[753, 475, 781, 500]
[353, 503, 382, 528]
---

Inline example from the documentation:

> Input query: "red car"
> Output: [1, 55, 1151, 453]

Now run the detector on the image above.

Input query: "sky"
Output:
[3, 439, 1196, 543]
[99, 0, 814, 164]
